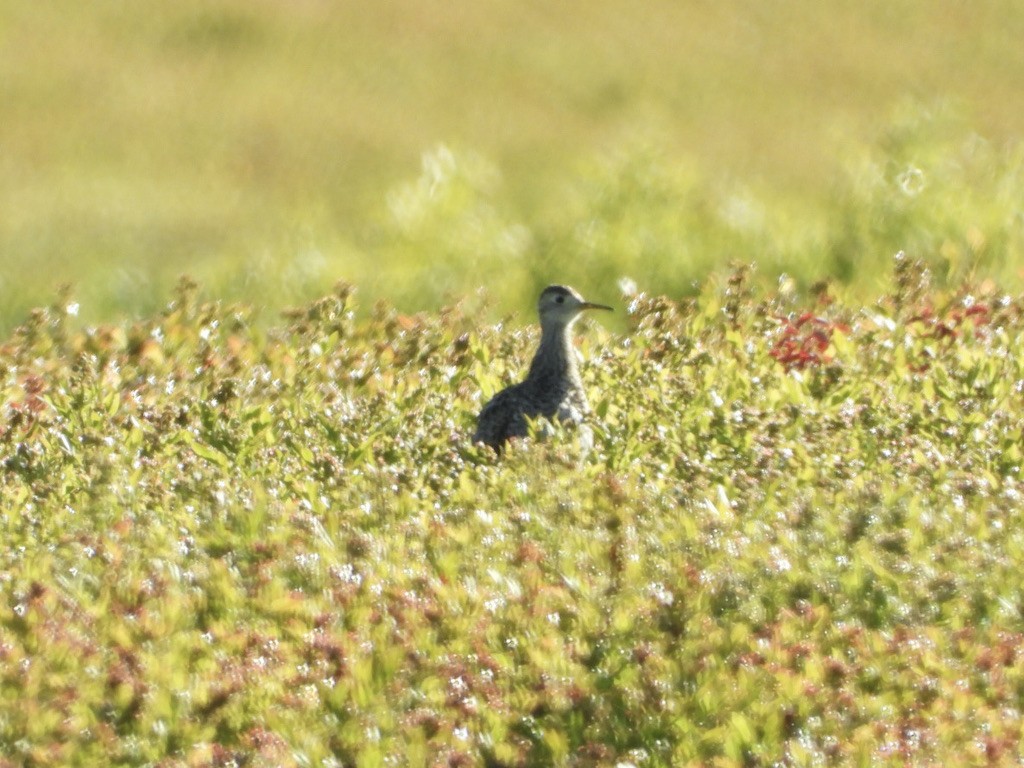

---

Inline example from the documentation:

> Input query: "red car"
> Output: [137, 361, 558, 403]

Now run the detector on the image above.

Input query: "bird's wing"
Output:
[473, 386, 522, 449]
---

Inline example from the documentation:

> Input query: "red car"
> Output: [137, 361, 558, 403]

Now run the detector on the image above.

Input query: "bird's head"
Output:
[537, 285, 613, 328]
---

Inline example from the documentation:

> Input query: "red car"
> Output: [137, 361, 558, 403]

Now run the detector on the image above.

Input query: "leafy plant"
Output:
[2, 255, 1023, 765]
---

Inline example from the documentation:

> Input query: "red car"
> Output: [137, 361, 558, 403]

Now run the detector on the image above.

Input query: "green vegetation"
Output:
[3, 3, 1024, 764]
[2, 258, 1024, 765]
[3, 1, 1024, 328]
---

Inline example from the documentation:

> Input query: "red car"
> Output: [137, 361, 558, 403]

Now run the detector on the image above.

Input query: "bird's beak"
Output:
[580, 301, 613, 312]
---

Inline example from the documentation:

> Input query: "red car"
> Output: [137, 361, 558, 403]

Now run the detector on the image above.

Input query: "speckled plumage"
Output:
[474, 285, 611, 452]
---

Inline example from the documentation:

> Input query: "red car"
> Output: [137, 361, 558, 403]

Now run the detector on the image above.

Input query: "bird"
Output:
[474, 285, 612, 452]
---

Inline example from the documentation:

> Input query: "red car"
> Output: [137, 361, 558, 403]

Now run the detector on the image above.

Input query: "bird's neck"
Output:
[527, 321, 579, 384]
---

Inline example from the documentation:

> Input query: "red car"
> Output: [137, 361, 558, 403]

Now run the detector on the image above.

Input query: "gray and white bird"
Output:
[473, 285, 612, 452]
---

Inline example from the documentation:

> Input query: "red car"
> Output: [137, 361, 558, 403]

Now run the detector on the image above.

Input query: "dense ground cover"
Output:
[2, 259, 1023, 765]
[5, 3, 1024, 764]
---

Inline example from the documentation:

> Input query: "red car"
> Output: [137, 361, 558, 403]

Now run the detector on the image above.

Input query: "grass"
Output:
[3, 1, 1024, 328]
[3, 3, 1024, 764]
[2, 259, 1024, 765]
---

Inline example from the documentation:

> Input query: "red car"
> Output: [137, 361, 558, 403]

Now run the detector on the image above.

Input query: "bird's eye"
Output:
[555, 295, 564, 303]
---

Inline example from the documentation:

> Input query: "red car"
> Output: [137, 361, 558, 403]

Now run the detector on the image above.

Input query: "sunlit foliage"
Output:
[2, 257, 1023, 765]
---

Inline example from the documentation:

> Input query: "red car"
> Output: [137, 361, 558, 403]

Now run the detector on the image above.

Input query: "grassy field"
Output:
[2, 262, 1024, 765]
[3, 3, 1024, 765]
[2, 0, 1024, 329]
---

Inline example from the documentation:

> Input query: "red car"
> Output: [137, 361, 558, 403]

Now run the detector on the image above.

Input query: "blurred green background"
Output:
[2, 0, 1024, 330]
